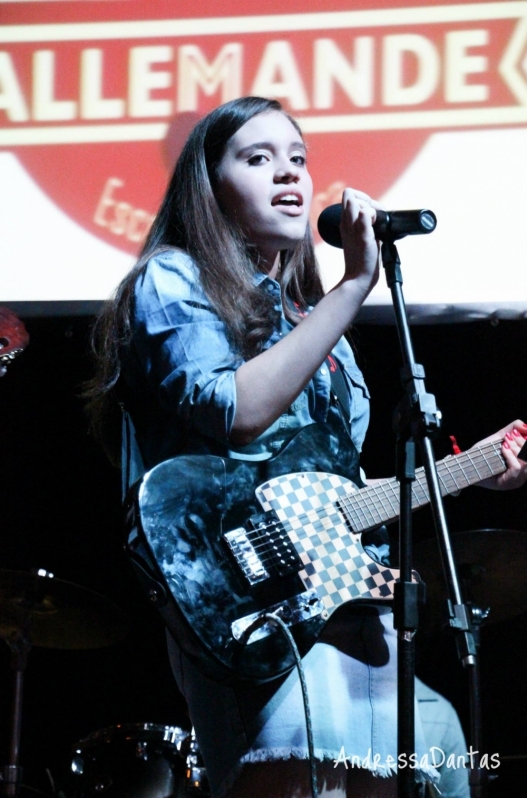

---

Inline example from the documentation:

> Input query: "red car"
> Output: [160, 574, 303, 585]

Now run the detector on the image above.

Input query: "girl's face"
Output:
[215, 110, 313, 268]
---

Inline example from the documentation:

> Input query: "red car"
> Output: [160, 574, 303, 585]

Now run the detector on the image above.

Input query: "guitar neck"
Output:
[339, 439, 505, 533]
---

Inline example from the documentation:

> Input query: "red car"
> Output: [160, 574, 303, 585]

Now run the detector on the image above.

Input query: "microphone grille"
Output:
[317, 204, 343, 248]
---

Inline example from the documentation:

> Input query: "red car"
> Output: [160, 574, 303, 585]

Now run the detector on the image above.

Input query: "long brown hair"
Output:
[84, 96, 323, 463]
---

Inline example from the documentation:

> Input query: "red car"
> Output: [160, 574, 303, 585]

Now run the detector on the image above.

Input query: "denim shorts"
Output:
[167, 606, 439, 797]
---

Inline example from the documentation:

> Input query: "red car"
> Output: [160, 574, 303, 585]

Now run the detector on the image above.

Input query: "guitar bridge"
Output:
[224, 526, 269, 585]
[224, 510, 303, 586]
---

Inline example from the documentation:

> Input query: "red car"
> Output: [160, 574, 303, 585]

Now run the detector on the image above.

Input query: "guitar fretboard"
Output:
[338, 439, 505, 533]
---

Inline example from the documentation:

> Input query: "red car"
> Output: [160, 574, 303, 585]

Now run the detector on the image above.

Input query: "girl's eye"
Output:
[247, 153, 267, 166]
[291, 154, 307, 166]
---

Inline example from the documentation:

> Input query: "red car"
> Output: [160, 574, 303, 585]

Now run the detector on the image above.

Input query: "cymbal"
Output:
[413, 529, 527, 633]
[0, 570, 130, 649]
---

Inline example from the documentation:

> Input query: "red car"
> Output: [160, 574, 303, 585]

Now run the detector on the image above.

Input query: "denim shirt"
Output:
[123, 249, 370, 472]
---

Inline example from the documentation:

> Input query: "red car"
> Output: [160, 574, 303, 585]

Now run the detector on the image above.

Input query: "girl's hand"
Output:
[476, 419, 527, 490]
[339, 188, 382, 297]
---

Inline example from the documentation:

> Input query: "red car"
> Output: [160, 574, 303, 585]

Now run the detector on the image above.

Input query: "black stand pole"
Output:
[467, 605, 489, 798]
[380, 241, 480, 798]
[1, 633, 31, 798]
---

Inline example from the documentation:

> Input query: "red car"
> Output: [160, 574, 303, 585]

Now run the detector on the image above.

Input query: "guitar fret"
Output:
[468, 452, 497, 480]
[441, 458, 473, 490]
[341, 480, 394, 532]
[412, 477, 428, 506]
[439, 457, 463, 492]
[339, 495, 364, 532]
[477, 448, 502, 478]
[379, 479, 399, 520]
[361, 484, 392, 529]
[437, 470, 451, 495]
[360, 487, 386, 527]
[354, 494, 379, 531]
[341, 492, 373, 532]
[465, 449, 486, 481]
[414, 469, 451, 503]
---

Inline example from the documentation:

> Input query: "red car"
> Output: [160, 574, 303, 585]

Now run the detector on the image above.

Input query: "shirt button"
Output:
[320, 367, 327, 376]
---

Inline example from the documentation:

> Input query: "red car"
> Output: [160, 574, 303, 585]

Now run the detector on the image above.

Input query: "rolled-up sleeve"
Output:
[133, 251, 243, 445]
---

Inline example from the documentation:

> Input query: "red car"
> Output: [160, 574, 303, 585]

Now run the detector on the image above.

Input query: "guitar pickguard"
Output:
[257, 472, 396, 609]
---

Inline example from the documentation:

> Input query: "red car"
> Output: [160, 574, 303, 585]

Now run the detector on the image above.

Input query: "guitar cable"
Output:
[242, 613, 319, 798]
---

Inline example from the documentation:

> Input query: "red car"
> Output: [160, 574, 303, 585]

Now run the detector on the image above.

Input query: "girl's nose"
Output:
[274, 161, 300, 184]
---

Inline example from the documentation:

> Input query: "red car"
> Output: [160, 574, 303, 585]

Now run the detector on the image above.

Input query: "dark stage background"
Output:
[1, 313, 526, 795]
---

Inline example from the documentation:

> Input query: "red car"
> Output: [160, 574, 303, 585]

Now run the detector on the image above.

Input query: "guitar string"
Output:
[246, 454, 499, 569]
[340, 451, 505, 532]
[246, 505, 355, 570]
[332, 442, 505, 533]
[248, 444, 505, 561]
[338, 441, 504, 530]
[241, 441, 505, 567]
[338, 441, 504, 528]
[247, 504, 342, 551]
[245, 443, 505, 561]
[348, 451, 500, 542]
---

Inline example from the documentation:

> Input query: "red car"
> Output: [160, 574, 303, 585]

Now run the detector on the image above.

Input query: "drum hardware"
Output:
[413, 529, 527, 635]
[69, 724, 211, 797]
[185, 730, 209, 796]
[135, 742, 149, 761]
[0, 569, 130, 798]
[70, 724, 192, 797]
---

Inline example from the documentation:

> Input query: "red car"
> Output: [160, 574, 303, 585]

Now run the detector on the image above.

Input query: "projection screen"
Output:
[1, 0, 527, 321]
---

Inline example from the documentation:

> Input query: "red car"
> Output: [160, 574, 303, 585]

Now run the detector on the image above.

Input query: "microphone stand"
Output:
[379, 240, 481, 798]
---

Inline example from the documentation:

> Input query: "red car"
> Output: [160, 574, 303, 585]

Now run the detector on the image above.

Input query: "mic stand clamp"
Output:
[380, 239, 481, 798]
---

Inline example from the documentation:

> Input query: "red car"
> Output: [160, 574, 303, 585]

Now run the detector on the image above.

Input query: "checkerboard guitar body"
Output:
[256, 471, 398, 611]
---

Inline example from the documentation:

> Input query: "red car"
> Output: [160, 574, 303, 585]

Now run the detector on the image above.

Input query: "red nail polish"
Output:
[506, 432, 513, 440]
[449, 435, 462, 455]
[503, 440, 510, 449]
[513, 428, 521, 436]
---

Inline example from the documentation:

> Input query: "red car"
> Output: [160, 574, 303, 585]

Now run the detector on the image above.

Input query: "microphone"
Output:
[317, 204, 437, 246]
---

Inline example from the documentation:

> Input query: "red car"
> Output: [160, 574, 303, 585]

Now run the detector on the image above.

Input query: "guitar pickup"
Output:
[224, 510, 303, 586]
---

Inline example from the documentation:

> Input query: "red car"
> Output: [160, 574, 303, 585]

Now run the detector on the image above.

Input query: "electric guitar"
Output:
[126, 419, 507, 683]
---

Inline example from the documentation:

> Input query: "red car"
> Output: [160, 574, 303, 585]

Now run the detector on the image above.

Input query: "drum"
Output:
[70, 723, 190, 797]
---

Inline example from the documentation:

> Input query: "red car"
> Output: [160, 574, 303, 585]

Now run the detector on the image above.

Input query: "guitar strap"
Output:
[120, 404, 145, 502]
[326, 354, 352, 428]
[120, 407, 173, 623]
